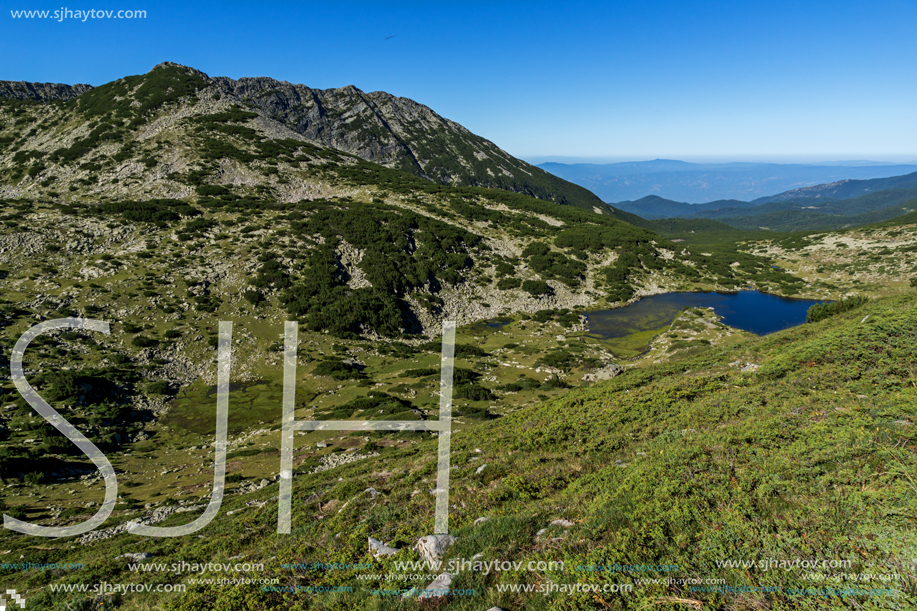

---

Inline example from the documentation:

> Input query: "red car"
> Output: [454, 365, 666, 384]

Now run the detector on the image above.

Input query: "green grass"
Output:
[162, 380, 280, 436]
[3, 286, 915, 610]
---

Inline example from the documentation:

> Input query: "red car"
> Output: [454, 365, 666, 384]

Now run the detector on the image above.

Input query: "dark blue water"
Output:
[586, 291, 829, 339]
[482, 317, 513, 329]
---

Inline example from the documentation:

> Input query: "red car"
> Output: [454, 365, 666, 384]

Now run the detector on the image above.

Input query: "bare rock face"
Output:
[0, 80, 92, 101]
[210, 76, 424, 173]
[205, 73, 605, 209]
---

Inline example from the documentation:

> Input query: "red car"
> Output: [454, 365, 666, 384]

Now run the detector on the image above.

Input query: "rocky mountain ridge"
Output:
[0, 62, 608, 211]
[0, 80, 92, 101]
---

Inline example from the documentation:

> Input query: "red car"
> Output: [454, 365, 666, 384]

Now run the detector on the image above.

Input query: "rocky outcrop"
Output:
[202, 69, 608, 210]
[0, 80, 92, 101]
[368, 537, 399, 558]
[415, 534, 457, 564]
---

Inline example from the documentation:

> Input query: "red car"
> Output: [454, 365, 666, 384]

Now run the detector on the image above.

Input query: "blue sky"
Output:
[3, 0, 916, 162]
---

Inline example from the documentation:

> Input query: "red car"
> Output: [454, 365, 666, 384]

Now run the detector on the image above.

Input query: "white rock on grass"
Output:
[415, 572, 455, 599]
[415, 534, 456, 564]
[368, 537, 399, 558]
[117, 552, 154, 561]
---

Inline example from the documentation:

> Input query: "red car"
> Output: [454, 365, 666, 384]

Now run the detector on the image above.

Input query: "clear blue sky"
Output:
[3, 0, 916, 162]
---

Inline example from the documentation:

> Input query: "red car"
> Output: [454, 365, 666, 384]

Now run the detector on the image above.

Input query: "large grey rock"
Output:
[581, 364, 624, 383]
[417, 572, 455, 599]
[415, 534, 457, 564]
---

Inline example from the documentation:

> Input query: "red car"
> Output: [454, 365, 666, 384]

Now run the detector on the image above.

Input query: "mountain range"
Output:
[608, 172, 917, 232]
[2, 62, 916, 611]
[1, 61, 794, 337]
[0, 63, 606, 212]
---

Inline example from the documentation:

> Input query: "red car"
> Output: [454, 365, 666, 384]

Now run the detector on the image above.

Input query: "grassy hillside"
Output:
[743, 213, 917, 299]
[3, 292, 914, 610]
[698, 200, 917, 232]
[611, 196, 753, 220]
[641, 218, 771, 247]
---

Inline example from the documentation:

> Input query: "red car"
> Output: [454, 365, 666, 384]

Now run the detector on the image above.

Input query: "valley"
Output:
[0, 62, 915, 611]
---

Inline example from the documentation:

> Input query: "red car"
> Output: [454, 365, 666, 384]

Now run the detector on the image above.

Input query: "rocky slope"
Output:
[1, 62, 609, 211]
[0, 62, 806, 337]
[0, 80, 92, 101]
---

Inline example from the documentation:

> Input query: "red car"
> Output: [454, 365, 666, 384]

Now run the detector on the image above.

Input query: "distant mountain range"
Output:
[751, 171, 917, 203]
[538, 159, 917, 203]
[611, 172, 917, 232]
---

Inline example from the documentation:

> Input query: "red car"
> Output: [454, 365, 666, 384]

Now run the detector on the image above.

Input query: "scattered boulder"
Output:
[416, 572, 455, 599]
[117, 552, 154, 561]
[415, 534, 456, 564]
[581, 364, 624, 383]
[729, 359, 760, 372]
[368, 537, 399, 558]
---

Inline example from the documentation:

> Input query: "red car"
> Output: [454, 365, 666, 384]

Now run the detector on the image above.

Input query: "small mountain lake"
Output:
[584, 291, 829, 356]
[483, 317, 514, 329]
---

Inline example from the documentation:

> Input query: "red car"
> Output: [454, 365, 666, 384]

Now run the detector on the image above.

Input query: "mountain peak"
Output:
[149, 61, 210, 80]
[0, 64, 608, 211]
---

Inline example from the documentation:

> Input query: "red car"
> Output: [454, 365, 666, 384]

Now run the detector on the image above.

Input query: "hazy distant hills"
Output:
[610, 195, 756, 219]
[751, 171, 917, 203]
[612, 173, 917, 232]
[538, 159, 917, 203]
